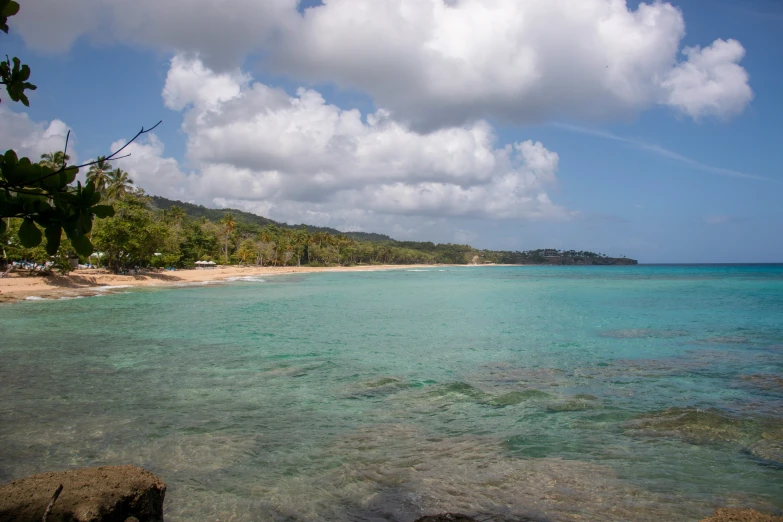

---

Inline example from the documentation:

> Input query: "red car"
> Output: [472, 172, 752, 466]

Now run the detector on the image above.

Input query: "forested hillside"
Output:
[150, 196, 393, 243]
[3, 188, 636, 272]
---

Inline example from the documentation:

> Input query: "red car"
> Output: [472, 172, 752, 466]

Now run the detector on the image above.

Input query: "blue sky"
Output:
[2, 0, 781, 263]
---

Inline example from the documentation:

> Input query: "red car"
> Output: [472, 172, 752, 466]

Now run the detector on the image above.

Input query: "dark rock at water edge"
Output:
[0, 465, 166, 522]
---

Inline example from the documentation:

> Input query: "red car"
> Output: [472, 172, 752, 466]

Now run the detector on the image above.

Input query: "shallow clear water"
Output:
[1, 265, 782, 521]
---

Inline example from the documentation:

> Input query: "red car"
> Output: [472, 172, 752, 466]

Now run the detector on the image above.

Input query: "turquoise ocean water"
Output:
[1, 265, 782, 521]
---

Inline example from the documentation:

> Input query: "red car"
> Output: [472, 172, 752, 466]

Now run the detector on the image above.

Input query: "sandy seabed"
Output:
[0, 264, 465, 303]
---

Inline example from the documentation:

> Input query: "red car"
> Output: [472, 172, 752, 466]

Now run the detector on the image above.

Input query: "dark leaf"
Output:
[70, 234, 93, 257]
[18, 218, 42, 247]
[83, 181, 95, 203]
[1, 1, 19, 17]
[92, 205, 115, 218]
[63, 166, 78, 184]
[4, 149, 18, 165]
[44, 225, 61, 255]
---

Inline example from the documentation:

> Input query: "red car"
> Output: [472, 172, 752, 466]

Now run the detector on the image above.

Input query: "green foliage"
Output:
[0, 149, 113, 257]
[1, 56, 35, 106]
[0, 0, 20, 33]
[1, 0, 36, 106]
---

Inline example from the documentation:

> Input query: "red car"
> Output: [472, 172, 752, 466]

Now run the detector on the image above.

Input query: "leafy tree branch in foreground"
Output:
[0, 1, 158, 263]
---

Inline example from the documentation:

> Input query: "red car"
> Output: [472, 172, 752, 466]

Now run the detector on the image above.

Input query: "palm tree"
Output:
[39, 151, 70, 170]
[292, 229, 309, 266]
[105, 168, 134, 199]
[221, 214, 236, 263]
[307, 233, 321, 264]
[86, 156, 113, 193]
[168, 206, 187, 226]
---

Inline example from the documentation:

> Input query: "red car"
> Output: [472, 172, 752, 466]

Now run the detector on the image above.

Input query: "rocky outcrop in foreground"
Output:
[700, 508, 783, 521]
[0, 465, 166, 522]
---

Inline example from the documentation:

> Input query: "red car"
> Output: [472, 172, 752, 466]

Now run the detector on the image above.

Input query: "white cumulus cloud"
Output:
[118, 56, 573, 231]
[0, 107, 74, 163]
[11, 0, 297, 68]
[662, 39, 753, 119]
[11, 0, 753, 127]
[109, 134, 191, 200]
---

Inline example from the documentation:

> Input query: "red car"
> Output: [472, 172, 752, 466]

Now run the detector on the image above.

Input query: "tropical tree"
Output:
[168, 206, 187, 226]
[292, 228, 309, 266]
[105, 167, 133, 200]
[221, 213, 236, 263]
[39, 151, 70, 170]
[91, 193, 169, 272]
[256, 229, 275, 266]
[86, 156, 113, 193]
[236, 238, 258, 265]
[257, 240, 275, 266]
[179, 219, 220, 263]
[307, 233, 320, 264]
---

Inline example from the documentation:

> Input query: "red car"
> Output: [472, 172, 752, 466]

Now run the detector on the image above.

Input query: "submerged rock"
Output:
[624, 407, 756, 445]
[428, 382, 487, 401]
[748, 439, 783, 466]
[698, 336, 753, 345]
[747, 428, 783, 466]
[0, 465, 166, 522]
[599, 328, 688, 339]
[414, 514, 479, 522]
[546, 394, 600, 413]
[485, 389, 551, 407]
[261, 423, 696, 521]
[346, 377, 411, 398]
[700, 508, 783, 521]
[740, 374, 783, 392]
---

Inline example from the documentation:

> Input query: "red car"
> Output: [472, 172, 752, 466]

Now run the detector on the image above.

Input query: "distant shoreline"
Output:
[0, 264, 489, 303]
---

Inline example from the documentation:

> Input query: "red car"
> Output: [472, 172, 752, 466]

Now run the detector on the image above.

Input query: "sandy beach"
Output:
[0, 264, 453, 303]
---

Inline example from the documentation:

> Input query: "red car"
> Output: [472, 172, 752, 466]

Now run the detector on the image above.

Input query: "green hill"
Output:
[148, 196, 637, 265]
[150, 196, 393, 243]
